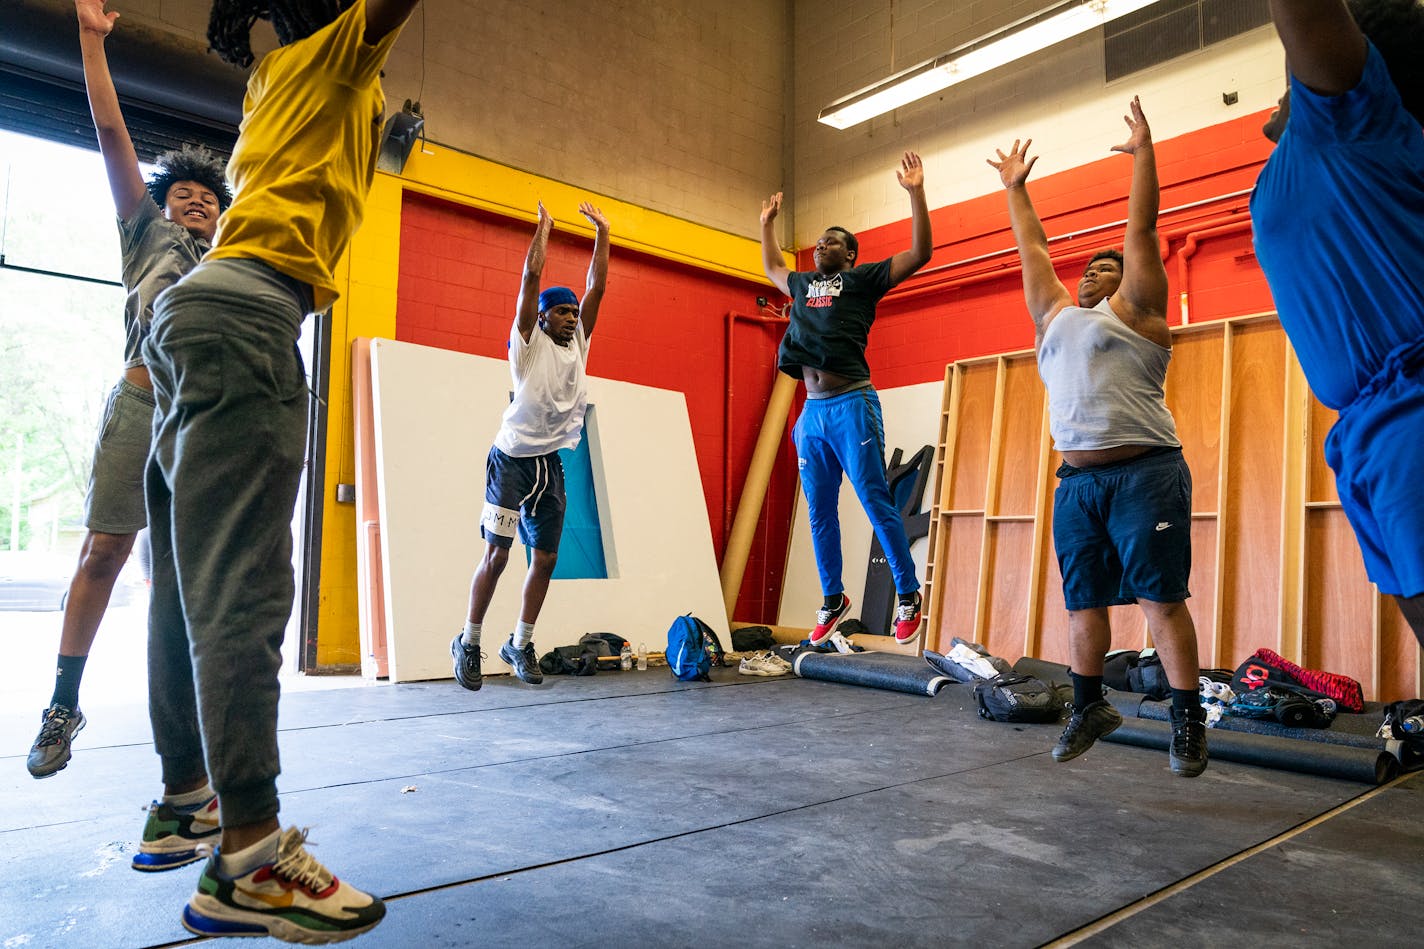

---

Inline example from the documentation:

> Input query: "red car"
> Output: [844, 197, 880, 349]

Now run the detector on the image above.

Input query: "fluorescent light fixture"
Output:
[818, 0, 1162, 130]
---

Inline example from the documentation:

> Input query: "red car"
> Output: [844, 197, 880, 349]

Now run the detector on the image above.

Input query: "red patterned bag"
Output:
[1232, 648, 1365, 713]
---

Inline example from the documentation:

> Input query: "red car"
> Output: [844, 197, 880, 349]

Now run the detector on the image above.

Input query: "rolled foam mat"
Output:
[792, 650, 953, 697]
[1103, 717, 1399, 784]
[1133, 700, 1388, 750]
[1012, 655, 1074, 688]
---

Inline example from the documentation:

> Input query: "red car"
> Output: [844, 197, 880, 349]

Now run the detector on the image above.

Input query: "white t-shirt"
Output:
[493, 321, 590, 457]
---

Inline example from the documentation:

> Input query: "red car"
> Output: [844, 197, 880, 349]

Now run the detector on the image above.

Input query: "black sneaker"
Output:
[1051, 700, 1123, 762]
[27, 703, 86, 778]
[499, 637, 543, 685]
[450, 634, 484, 691]
[1169, 706, 1209, 777]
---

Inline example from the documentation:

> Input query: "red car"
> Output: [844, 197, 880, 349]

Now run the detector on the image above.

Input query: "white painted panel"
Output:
[778, 381, 942, 629]
[370, 339, 726, 683]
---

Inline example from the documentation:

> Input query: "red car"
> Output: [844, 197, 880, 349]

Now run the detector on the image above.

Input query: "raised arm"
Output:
[515, 202, 553, 343]
[364, 0, 423, 44]
[1109, 97, 1169, 325]
[75, 0, 147, 220]
[577, 201, 610, 340]
[1268, 0, 1367, 95]
[887, 151, 932, 286]
[988, 139, 1072, 337]
[759, 192, 792, 297]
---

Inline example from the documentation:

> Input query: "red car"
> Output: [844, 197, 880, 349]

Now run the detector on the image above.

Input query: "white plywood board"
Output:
[369, 338, 727, 682]
[778, 382, 941, 628]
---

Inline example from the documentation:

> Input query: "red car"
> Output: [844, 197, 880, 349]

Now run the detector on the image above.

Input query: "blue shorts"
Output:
[1325, 338, 1424, 597]
[480, 446, 566, 552]
[1053, 447, 1192, 611]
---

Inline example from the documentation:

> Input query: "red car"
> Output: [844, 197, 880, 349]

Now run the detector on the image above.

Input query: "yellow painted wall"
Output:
[314, 144, 788, 666]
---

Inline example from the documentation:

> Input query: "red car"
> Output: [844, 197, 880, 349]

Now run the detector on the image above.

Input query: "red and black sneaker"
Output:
[810, 595, 851, 645]
[893, 592, 923, 643]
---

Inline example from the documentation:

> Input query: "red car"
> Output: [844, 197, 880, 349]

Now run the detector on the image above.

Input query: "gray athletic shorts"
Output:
[84, 377, 155, 534]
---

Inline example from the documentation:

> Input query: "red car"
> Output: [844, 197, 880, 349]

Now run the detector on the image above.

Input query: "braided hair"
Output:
[146, 143, 232, 211]
[1349, 0, 1424, 124]
[207, 0, 354, 68]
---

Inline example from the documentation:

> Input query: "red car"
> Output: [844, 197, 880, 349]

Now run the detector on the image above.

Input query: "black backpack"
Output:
[974, 673, 1067, 724]
[538, 644, 599, 676]
[1102, 649, 1171, 699]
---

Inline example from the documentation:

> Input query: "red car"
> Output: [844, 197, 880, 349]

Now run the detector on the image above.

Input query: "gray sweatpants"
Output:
[142, 258, 310, 827]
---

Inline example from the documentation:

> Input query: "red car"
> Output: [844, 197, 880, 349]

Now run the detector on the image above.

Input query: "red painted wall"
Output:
[395, 111, 1277, 625]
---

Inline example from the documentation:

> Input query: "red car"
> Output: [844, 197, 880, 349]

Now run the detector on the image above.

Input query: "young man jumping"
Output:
[758, 153, 932, 646]
[990, 98, 1208, 777]
[1254, 0, 1424, 650]
[451, 199, 610, 690]
[27, 0, 230, 787]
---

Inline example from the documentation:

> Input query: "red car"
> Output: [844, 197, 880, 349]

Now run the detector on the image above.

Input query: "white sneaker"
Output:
[738, 652, 789, 677]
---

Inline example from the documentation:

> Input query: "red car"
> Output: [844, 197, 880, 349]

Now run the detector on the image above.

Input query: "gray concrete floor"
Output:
[2, 647, 1421, 948]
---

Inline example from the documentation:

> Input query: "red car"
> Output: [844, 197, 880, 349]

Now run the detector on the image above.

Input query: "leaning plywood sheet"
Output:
[369, 338, 727, 682]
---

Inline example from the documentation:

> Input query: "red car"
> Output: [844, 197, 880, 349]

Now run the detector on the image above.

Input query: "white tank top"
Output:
[1037, 297, 1180, 452]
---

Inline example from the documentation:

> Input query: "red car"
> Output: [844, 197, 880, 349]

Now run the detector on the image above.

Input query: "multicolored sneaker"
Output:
[182, 827, 386, 943]
[26, 703, 85, 778]
[810, 595, 851, 645]
[893, 591, 923, 643]
[133, 795, 222, 872]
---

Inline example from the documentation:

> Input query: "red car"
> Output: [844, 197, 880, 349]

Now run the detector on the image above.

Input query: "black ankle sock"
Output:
[822, 593, 844, 611]
[50, 654, 88, 709]
[1071, 673, 1103, 712]
[897, 591, 918, 606]
[1170, 687, 1199, 715]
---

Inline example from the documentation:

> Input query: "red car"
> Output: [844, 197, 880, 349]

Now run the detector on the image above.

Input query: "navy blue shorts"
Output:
[480, 446, 566, 552]
[1325, 338, 1424, 597]
[1052, 447, 1192, 611]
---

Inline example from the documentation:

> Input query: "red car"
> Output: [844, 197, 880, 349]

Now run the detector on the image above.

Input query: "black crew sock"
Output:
[1070, 672, 1103, 712]
[822, 593, 844, 612]
[50, 654, 89, 709]
[1170, 687, 1200, 715]
[897, 591, 918, 606]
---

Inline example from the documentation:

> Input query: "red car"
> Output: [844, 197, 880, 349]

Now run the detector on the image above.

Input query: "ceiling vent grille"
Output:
[1105, 0, 1271, 82]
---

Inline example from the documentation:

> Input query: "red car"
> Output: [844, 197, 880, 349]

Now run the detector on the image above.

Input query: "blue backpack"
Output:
[667, 614, 725, 682]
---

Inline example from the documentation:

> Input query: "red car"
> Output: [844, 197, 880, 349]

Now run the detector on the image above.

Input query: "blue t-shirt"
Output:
[777, 258, 893, 381]
[1252, 44, 1424, 409]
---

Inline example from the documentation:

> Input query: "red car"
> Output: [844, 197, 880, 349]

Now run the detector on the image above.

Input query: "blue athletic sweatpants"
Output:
[792, 386, 919, 598]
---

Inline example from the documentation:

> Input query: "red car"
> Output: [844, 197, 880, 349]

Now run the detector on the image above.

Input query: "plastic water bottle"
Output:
[637, 642, 648, 671]
[1401, 715, 1424, 735]
[620, 642, 633, 671]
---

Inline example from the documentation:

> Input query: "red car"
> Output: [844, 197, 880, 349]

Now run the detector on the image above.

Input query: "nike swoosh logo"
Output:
[236, 884, 294, 909]
[860, 438, 873, 445]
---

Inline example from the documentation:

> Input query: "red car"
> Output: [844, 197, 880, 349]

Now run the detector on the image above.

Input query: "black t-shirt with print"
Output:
[777, 258, 893, 381]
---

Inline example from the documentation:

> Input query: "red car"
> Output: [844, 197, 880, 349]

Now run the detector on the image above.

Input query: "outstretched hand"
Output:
[536, 200, 553, 234]
[987, 139, 1038, 190]
[896, 151, 924, 190]
[760, 192, 782, 226]
[578, 201, 609, 233]
[1110, 96, 1152, 155]
[75, 0, 119, 36]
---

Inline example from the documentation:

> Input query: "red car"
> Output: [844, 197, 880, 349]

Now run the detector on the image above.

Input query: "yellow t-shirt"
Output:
[209, 0, 400, 312]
